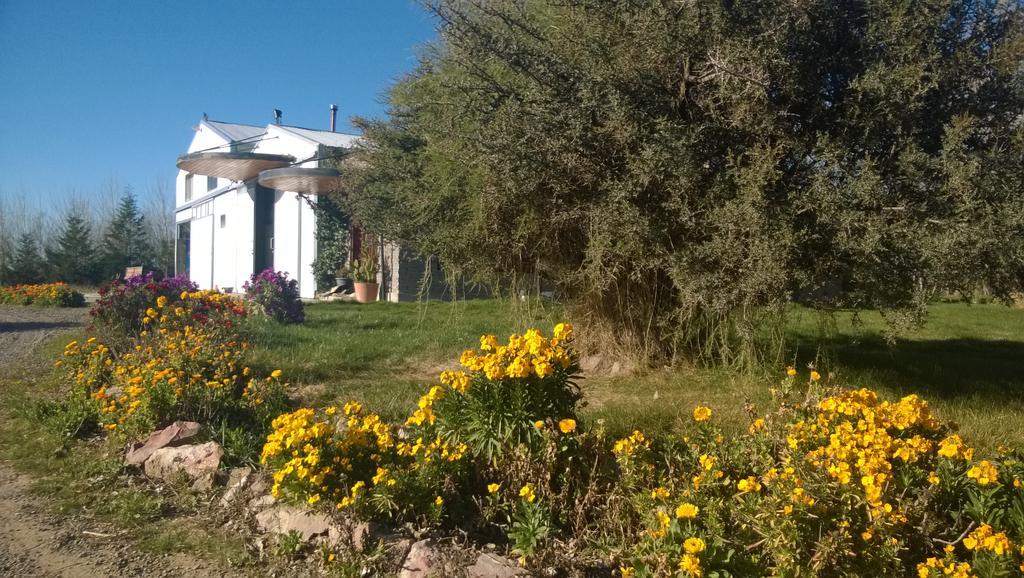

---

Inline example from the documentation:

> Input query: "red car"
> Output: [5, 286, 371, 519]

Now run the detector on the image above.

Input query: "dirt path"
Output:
[0, 304, 90, 365]
[0, 305, 241, 578]
[0, 465, 231, 578]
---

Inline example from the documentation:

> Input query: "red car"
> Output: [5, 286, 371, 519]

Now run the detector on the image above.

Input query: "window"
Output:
[208, 176, 218, 191]
[184, 173, 193, 201]
[192, 201, 213, 220]
[220, 214, 226, 228]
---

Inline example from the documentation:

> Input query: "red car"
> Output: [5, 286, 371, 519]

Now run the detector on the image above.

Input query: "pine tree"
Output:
[46, 213, 97, 284]
[5, 233, 44, 285]
[100, 192, 153, 279]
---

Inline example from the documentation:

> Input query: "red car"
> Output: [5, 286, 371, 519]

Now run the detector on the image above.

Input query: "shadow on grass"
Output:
[799, 335, 1024, 403]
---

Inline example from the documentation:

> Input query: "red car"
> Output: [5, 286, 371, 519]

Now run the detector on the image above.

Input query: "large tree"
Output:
[345, 0, 1024, 364]
[45, 213, 97, 284]
[100, 192, 153, 280]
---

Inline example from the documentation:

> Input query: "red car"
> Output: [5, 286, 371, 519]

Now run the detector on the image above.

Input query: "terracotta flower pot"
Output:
[354, 282, 379, 303]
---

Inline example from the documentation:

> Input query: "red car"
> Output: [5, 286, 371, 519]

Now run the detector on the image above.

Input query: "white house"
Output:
[173, 114, 457, 301]
[173, 117, 357, 298]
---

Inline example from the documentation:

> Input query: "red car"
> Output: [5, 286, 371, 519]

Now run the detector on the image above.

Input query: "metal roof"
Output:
[203, 120, 266, 143]
[274, 125, 360, 148]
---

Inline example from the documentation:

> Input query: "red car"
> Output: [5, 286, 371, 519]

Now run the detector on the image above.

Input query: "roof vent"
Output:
[273, 109, 283, 125]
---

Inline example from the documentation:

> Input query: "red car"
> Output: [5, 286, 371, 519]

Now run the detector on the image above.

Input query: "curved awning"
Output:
[176, 152, 295, 182]
[257, 167, 345, 195]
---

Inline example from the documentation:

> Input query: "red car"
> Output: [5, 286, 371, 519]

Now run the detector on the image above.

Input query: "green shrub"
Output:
[344, 1, 1024, 367]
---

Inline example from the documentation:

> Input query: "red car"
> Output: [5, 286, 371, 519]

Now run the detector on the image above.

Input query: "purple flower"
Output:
[243, 268, 304, 324]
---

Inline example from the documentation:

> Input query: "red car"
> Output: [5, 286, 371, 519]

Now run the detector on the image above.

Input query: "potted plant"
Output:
[334, 266, 351, 289]
[351, 253, 379, 303]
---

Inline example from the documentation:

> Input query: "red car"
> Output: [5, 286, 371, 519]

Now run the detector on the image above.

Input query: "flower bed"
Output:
[0, 282, 85, 307]
[60, 289, 286, 441]
[261, 325, 1024, 577]
[90, 274, 198, 341]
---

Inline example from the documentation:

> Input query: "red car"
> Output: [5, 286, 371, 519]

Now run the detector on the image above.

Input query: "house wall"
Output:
[269, 191, 317, 299]
[174, 121, 351, 299]
[190, 212, 214, 290]
[175, 123, 231, 207]
[179, 184, 254, 293]
[253, 127, 321, 299]
[212, 187, 255, 293]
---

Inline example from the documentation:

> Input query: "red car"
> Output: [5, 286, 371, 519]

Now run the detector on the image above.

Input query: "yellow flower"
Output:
[786, 366, 797, 376]
[966, 460, 999, 486]
[675, 503, 699, 519]
[553, 322, 573, 342]
[678, 553, 701, 576]
[534, 420, 545, 429]
[937, 434, 974, 460]
[698, 454, 716, 471]
[737, 476, 762, 493]
[619, 567, 634, 578]
[692, 406, 712, 422]
[810, 370, 821, 381]
[650, 486, 669, 499]
[558, 418, 577, 433]
[434, 496, 444, 506]
[683, 537, 706, 554]
[519, 484, 536, 503]
[480, 334, 499, 352]
[487, 483, 501, 494]
[270, 369, 283, 379]
[748, 418, 765, 433]
[156, 295, 168, 308]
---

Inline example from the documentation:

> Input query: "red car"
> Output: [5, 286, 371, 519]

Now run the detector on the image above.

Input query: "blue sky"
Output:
[0, 1, 437, 202]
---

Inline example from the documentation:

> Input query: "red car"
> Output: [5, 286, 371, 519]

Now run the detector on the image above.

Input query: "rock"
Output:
[219, 466, 253, 507]
[125, 421, 201, 466]
[388, 537, 414, 561]
[191, 472, 217, 491]
[467, 552, 531, 578]
[255, 505, 338, 543]
[247, 494, 276, 513]
[248, 475, 270, 498]
[143, 441, 222, 482]
[399, 539, 438, 578]
[351, 520, 389, 552]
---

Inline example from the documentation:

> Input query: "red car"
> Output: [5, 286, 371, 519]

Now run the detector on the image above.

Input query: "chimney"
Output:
[329, 104, 338, 132]
[273, 109, 283, 125]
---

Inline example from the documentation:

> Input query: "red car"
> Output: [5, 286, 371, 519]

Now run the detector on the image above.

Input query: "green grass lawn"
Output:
[244, 299, 562, 419]
[248, 300, 1024, 451]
